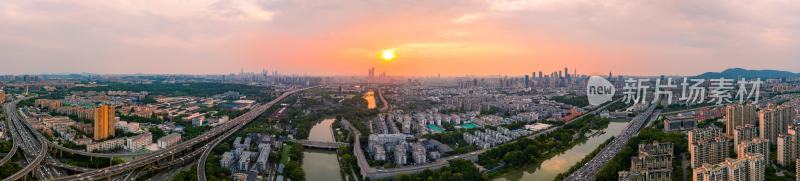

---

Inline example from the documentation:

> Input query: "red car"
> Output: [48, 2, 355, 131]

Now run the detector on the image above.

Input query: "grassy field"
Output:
[281, 144, 292, 164]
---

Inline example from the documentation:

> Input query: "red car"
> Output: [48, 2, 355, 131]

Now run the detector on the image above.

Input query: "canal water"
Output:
[302, 118, 343, 181]
[494, 121, 629, 181]
[364, 90, 377, 109]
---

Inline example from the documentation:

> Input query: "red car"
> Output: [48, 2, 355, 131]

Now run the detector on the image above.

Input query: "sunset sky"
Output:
[1, 0, 799, 76]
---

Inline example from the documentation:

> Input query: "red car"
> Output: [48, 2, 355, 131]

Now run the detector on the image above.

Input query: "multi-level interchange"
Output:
[1, 87, 311, 180]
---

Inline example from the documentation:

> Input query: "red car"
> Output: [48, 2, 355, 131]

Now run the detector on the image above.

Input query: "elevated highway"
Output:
[0, 115, 19, 167]
[197, 87, 313, 181]
[51, 87, 313, 180]
[4, 100, 60, 180]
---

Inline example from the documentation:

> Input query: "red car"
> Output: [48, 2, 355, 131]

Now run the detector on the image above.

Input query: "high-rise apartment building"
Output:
[796, 159, 800, 180]
[93, 105, 116, 140]
[618, 142, 673, 181]
[733, 124, 758, 155]
[692, 153, 765, 181]
[725, 104, 757, 137]
[759, 104, 795, 144]
[689, 126, 731, 168]
[736, 138, 769, 161]
[777, 125, 800, 166]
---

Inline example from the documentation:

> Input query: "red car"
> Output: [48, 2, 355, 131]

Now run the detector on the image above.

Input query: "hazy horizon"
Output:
[3, 66, 795, 78]
[2, 0, 800, 76]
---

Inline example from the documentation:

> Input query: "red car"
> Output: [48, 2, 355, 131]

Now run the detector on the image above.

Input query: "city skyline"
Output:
[2, 0, 800, 76]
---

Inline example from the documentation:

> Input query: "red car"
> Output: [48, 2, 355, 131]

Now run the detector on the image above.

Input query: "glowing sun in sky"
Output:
[380, 48, 397, 61]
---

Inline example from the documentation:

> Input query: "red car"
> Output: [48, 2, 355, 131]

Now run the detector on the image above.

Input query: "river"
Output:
[364, 90, 377, 109]
[494, 121, 629, 181]
[302, 118, 343, 181]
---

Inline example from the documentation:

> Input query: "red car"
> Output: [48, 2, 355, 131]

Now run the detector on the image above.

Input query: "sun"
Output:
[380, 48, 396, 61]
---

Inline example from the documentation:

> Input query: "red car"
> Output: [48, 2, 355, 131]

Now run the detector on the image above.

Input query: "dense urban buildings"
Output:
[618, 142, 673, 181]
[692, 153, 766, 181]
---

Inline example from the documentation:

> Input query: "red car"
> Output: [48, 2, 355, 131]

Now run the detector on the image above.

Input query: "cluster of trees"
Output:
[171, 167, 198, 181]
[697, 119, 725, 128]
[173, 122, 209, 140]
[0, 156, 21, 178]
[150, 127, 166, 141]
[0, 140, 22, 177]
[335, 94, 379, 136]
[551, 95, 589, 108]
[478, 116, 609, 177]
[241, 116, 285, 137]
[62, 141, 87, 150]
[595, 128, 688, 180]
[70, 82, 273, 101]
[200, 136, 238, 181]
[284, 143, 306, 181]
[117, 114, 162, 124]
[0, 140, 13, 152]
[389, 159, 484, 181]
[422, 129, 479, 154]
[338, 145, 360, 179]
[768, 161, 796, 181]
[279, 107, 322, 139]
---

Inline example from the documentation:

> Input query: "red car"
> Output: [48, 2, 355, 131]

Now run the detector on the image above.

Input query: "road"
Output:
[47, 158, 96, 172]
[197, 87, 313, 181]
[377, 88, 389, 112]
[51, 87, 313, 180]
[528, 98, 622, 139]
[4, 100, 63, 181]
[45, 138, 149, 158]
[196, 133, 225, 181]
[564, 104, 659, 181]
[0, 114, 19, 166]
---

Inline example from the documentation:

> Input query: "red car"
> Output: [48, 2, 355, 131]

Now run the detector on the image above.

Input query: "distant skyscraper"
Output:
[726, 104, 758, 137]
[538, 71, 543, 79]
[564, 67, 569, 80]
[94, 105, 116, 140]
[524, 75, 530, 88]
